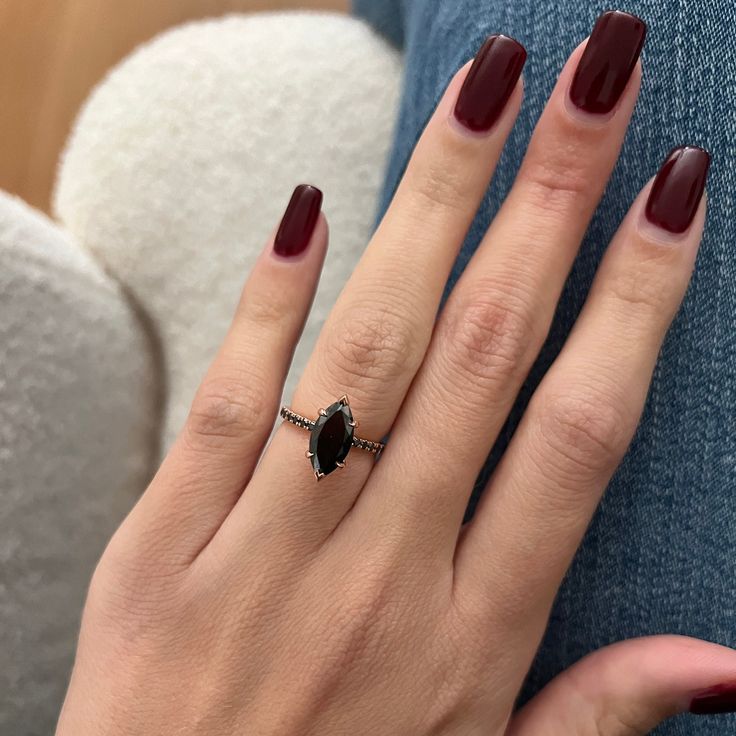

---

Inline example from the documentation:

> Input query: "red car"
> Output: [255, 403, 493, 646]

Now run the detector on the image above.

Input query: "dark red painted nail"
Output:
[273, 184, 323, 257]
[570, 11, 647, 115]
[645, 146, 711, 234]
[690, 684, 736, 715]
[454, 34, 527, 133]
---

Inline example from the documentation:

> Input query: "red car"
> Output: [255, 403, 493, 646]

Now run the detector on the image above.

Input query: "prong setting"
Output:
[280, 398, 384, 481]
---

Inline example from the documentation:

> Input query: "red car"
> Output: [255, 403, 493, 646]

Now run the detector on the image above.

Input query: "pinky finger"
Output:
[508, 636, 736, 735]
[114, 184, 327, 565]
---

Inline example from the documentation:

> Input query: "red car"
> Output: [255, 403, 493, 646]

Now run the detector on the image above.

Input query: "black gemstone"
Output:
[309, 399, 354, 477]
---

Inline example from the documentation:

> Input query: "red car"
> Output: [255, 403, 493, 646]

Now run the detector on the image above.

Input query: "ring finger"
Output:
[227, 35, 528, 541]
[360, 11, 647, 544]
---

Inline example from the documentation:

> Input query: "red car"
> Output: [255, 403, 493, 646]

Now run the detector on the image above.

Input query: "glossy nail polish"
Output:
[645, 146, 711, 234]
[570, 11, 647, 114]
[273, 184, 323, 257]
[454, 34, 527, 133]
[690, 684, 736, 715]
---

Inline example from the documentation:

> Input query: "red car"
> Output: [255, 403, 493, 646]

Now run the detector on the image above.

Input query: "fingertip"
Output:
[311, 210, 330, 253]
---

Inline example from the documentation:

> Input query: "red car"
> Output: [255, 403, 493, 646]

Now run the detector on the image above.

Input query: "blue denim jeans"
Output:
[353, 1, 736, 733]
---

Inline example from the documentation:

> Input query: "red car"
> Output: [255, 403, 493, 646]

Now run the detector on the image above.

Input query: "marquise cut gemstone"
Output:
[309, 399, 354, 476]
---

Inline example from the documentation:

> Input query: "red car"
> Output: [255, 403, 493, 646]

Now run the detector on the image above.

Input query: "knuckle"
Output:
[409, 153, 471, 213]
[239, 287, 291, 329]
[517, 143, 596, 217]
[535, 387, 631, 477]
[187, 379, 271, 446]
[314, 569, 397, 675]
[442, 287, 538, 387]
[322, 306, 421, 394]
[87, 545, 188, 638]
[603, 261, 673, 316]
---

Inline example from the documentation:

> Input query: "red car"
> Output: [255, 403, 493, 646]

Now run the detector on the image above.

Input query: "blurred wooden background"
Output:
[0, 0, 348, 213]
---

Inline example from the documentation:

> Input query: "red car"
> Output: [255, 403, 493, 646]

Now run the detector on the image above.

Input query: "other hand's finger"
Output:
[508, 636, 736, 735]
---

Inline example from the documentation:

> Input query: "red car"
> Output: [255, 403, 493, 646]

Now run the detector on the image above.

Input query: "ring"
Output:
[280, 395, 385, 480]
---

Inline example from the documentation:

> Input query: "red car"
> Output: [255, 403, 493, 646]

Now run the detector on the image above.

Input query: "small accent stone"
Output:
[309, 399, 354, 477]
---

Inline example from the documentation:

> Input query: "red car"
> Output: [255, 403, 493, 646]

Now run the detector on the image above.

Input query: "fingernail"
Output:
[273, 184, 323, 258]
[645, 146, 711, 234]
[454, 34, 527, 133]
[690, 684, 736, 715]
[570, 10, 647, 115]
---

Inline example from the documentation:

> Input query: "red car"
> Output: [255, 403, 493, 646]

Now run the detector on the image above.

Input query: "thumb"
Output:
[507, 636, 736, 735]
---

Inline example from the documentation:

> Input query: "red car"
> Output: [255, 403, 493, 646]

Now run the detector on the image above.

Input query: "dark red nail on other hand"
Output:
[690, 684, 736, 715]
[570, 10, 647, 115]
[274, 184, 323, 258]
[645, 146, 711, 234]
[454, 34, 527, 133]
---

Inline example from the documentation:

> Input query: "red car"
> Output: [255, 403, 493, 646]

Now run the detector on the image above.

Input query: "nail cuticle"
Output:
[562, 85, 620, 127]
[447, 98, 517, 139]
[637, 211, 694, 248]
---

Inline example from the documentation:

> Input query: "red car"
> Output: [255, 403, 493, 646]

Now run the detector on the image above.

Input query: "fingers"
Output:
[360, 12, 646, 540]
[455, 148, 710, 639]
[231, 36, 527, 540]
[112, 186, 327, 565]
[508, 636, 736, 735]
[293, 35, 525, 438]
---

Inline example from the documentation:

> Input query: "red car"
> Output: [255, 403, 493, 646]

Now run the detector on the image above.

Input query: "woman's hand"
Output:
[57, 12, 733, 735]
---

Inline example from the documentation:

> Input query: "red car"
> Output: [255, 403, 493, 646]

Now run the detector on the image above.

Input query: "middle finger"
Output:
[360, 11, 647, 546]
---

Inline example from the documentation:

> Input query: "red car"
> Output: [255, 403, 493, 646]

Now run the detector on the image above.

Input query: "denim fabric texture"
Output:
[353, 1, 736, 733]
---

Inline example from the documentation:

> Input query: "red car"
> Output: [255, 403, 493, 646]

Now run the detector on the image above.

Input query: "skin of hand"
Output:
[56, 12, 734, 736]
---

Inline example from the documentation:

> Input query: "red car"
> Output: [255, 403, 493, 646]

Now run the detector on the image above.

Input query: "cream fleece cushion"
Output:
[55, 11, 402, 451]
[0, 192, 156, 733]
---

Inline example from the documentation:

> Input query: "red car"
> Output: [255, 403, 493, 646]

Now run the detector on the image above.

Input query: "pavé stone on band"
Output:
[280, 395, 385, 480]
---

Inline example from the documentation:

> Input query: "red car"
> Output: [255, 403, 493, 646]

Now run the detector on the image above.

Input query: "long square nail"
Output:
[274, 184, 323, 258]
[645, 146, 711, 234]
[570, 11, 647, 115]
[454, 34, 527, 133]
